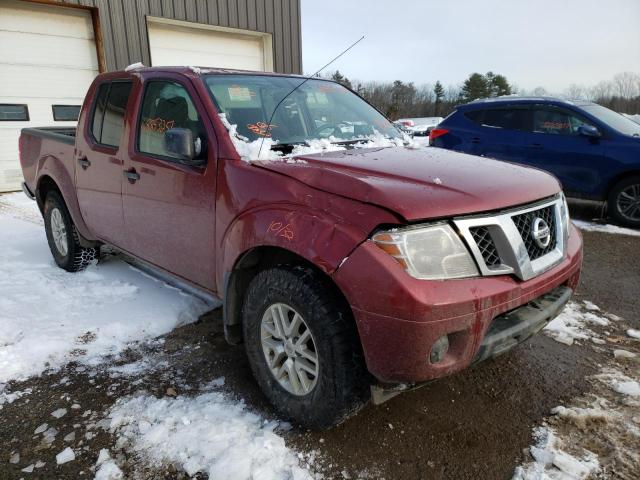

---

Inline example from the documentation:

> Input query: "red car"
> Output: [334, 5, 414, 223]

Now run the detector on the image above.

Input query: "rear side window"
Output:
[90, 81, 133, 147]
[481, 108, 530, 131]
[463, 110, 483, 123]
[91, 83, 109, 141]
[137, 80, 205, 161]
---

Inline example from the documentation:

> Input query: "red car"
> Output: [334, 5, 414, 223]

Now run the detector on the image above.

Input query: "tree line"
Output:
[325, 70, 640, 120]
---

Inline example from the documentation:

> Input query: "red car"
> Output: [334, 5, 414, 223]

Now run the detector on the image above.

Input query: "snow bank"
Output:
[573, 220, 640, 238]
[105, 389, 314, 479]
[0, 205, 210, 391]
[596, 369, 640, 397]
[512, 427, 600, 480]
[543, 301, 610, 345]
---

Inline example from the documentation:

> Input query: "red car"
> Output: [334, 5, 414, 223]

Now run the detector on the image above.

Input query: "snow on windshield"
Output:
[218, 113, 416, 162]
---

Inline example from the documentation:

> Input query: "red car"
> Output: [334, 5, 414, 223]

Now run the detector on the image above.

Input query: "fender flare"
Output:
[36, 155, 95, 241]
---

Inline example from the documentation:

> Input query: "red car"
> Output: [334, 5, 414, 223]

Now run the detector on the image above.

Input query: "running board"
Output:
[107, 247, 221, 308]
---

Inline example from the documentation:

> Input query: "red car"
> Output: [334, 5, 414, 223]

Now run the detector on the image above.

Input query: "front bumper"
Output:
[332, 223, 582, 383]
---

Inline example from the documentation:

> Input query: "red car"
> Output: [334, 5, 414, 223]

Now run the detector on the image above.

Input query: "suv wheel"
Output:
[44, 191, 99, 272]
[608, 176, 640, 228]
[242, 265, 369, 429]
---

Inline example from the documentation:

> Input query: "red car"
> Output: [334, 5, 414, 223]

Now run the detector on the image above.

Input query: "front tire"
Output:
[608, 176, 640, 228]
[242, 265, 369, 429]
[43, 191, 99, 272]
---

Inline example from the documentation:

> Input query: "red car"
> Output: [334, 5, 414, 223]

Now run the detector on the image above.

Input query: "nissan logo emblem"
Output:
[531, 217, 551, 248]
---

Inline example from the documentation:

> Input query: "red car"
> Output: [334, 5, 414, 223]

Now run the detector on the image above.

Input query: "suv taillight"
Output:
[429, 128, 449, 144]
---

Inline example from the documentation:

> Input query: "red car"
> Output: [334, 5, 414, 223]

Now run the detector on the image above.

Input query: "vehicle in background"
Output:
[430, 97, 640, 228]
[395, 117, 443, 136]
[19, 68, 582, 428]
[393, 120, 414, 137]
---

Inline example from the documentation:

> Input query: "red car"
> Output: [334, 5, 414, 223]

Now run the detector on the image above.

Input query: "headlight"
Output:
[372, 223, 479, 280]
[560, 192, 571, 239]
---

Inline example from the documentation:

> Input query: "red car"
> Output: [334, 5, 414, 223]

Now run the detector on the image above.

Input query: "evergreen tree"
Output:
[486, 71, 511, 96]
[461, 73, 489, 102]
[433, 81, 444, 115]
[331, 70, 352, 90]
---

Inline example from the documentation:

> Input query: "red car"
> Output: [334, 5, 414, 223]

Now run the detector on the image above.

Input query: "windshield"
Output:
[204, 75, 401, 146]
[581, 104, 640, 137]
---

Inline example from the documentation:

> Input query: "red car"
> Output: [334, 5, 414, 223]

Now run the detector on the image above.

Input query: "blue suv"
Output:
[430, 97, 640, 227]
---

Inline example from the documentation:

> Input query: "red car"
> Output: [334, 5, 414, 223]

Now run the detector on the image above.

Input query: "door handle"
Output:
[531, 143, 542, 148]
[78, 157, 91, 170]
[471, 137, 482, 144]
[123, 168, 140, 184]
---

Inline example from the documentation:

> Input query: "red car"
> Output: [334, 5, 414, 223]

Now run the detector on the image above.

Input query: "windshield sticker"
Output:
[228, 86, 253, 102]
[142, 117, 175, 132]
[247, 122, 277, 137]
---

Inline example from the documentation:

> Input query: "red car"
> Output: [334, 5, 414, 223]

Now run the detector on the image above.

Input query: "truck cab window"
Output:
[101, 82, 133, 147]
[138, 81, 205, 161]
[90, 81, 132, 147]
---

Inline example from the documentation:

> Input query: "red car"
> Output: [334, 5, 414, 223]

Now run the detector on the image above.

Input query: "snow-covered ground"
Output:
[0, 193, 316, 479]
[573, 219, 640, 237]
[516, 301, 640, 479]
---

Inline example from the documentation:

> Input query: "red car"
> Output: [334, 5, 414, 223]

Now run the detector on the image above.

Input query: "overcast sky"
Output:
[301, 0, 640, 93]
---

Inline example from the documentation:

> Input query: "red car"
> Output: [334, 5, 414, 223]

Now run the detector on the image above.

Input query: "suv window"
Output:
[90, 81, 133, 147]
[532, 107, 593, 135]
[138, 80, 205, 161]
[480, 108, 530, 131]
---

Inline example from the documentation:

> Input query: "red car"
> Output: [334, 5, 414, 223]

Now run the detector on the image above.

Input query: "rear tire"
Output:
[608, 176, 640, 228]
[242, 265, 370, 429]
[43, 191, 99, 272]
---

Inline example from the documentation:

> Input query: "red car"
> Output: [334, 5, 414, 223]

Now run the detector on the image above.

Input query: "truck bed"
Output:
[19, 126, 78, 197]
[21, 127, 76, 145]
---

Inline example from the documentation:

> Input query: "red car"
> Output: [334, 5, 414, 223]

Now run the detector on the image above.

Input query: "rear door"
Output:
[121, 75, 217, 290]
[466, 107, 533, 162]
[75, 80, 133, 246]
[523, 106, 606, 195]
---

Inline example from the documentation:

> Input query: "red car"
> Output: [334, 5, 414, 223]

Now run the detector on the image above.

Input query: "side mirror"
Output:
[578, 124, 601, 139]
[164, 128, 205, 165]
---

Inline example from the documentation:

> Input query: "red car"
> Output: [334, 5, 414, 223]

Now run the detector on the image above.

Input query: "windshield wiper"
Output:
[269, 142, 304, 153]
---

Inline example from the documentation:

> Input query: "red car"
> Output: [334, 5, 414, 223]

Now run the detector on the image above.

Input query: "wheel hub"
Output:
[617, 184, 640, 222]
[50, 208, 68, 256]
[260, 303, 319, 396]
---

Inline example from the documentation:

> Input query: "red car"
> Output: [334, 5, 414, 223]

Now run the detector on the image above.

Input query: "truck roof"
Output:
[119, 64, 309, 79]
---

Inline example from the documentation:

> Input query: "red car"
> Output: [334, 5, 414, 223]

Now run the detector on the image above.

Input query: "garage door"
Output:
[147, 18, 273, 72]
[0, 0, 98, 192]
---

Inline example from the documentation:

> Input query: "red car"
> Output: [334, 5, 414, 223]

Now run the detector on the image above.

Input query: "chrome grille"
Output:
[469, 226, 501, 268]
[512, 205, 557, 260]
[454, 196, 566, 281]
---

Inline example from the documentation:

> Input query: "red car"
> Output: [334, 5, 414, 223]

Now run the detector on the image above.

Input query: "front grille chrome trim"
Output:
[454, 196, 566, 281]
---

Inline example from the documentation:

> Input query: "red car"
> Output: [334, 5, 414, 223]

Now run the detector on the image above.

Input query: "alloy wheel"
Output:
[260, 303, 319, 396]
[50, 208, 68, 256]
[616, 183, 640, 222]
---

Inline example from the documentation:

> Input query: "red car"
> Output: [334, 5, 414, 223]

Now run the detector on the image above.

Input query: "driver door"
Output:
[121, 76, 217, 291]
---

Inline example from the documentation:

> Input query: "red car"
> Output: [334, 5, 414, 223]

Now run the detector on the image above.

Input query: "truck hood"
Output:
[254, 147, 561, 221]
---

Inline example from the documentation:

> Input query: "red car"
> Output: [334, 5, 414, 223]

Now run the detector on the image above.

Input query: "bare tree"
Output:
[613, 72, 640, 99]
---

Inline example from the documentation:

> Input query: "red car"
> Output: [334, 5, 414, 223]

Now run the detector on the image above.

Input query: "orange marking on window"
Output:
[247, 122, 277, 137]
[143, 118, 175, 133]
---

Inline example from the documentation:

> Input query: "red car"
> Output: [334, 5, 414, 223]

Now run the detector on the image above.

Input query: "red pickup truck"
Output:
[19, 66, 582, 428]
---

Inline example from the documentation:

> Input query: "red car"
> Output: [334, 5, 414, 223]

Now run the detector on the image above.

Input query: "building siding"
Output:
[50, 0, 302, 74]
